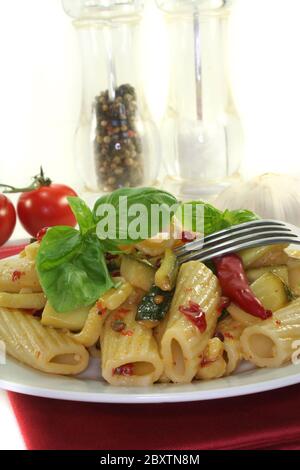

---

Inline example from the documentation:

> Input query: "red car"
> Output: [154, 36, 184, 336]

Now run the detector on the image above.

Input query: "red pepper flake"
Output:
[200, 356, 213, 368]
[184, 287, 194, 293]
[36, 227, 48, 243]
[179, 301, 207, 333]
[11, 271, 24, 282]
[181, 231, 196, 243]
[113, 363, 134, 376]
[275, 320, 282, 326]
[121, 329, 133, 337]
[224, 332, 234, 340]
[120, 328, 133, 336]
[96, 301, 107, 316]
[218, 296, 231, 315]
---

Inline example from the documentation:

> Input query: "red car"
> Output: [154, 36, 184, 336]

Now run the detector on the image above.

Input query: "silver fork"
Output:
[174, 219, 300, 264]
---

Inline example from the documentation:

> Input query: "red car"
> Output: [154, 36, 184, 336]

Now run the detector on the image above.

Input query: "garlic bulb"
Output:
[214, 173, 300, 225]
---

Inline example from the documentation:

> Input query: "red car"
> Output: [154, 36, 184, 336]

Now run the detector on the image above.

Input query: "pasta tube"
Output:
[0, 257, 41, 293]
[0, 292, 46, 310]
[0, 308, 89, 375]
[196, 338, 226, 380]
[241, 298, 300, 368]
[71, 303, 109, 347]
[98, 281, 133, 311]
[217, 316, 245, 375]
[161, 261, 221, 383]
[227, 303, 261, 327]
[41, 301, 90, 331]
[101, 305, 163, 386]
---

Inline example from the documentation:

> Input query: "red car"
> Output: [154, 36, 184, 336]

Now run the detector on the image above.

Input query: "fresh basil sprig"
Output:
[176, 201, 259, 235]
[36, 188, 178, 312]
[36, 226, 114, 313]
[93, 187, 178, 249]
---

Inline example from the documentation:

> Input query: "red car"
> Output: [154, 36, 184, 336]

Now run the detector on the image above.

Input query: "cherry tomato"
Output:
[0, 194, 16, 246]
[17, 184, 77, 237]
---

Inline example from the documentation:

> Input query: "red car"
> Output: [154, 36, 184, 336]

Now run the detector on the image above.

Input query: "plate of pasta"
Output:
[0, 188, 300, 403]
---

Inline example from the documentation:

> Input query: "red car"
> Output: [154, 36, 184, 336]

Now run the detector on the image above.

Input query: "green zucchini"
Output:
[120, 255, 155, 291]
[246, 265, 289, 284]
[136, 284, 174, 328]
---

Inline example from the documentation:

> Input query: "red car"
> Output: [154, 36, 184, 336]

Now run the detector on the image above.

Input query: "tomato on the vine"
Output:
[0, 168, 77, 238]
[0, 194, 16, 246]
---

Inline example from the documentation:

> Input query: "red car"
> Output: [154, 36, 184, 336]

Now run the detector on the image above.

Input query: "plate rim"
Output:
[1, 359, 300, 403]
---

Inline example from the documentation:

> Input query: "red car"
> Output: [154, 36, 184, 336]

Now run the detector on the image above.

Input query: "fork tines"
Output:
[175, 219, 300, 265]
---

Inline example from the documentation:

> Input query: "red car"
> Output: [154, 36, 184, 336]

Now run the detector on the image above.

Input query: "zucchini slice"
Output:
[136, 285, 174, 328]
[120, 255, 155, 292]
[250, 272, 289, 312]
[246, 265, 289, 284]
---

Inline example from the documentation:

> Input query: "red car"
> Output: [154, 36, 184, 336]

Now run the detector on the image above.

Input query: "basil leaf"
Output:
[176, 201, 225, 235]
[36, 226, 82, 270]
[93, 187, 178, 246]
[222, 209, 259, 227]
[67, 196, 95, 235]
[36, 228, 114, 313]
[176, 202, 259, 236]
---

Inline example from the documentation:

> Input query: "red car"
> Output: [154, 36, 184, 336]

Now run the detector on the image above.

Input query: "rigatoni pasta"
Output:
[161, 261, 221, 383]
[0, 308, 89, 375]
[101, 305, 163, 386]
[217, 316, 245, 375]
[0, 257, 41, 293]
[241, 299, 300, 368]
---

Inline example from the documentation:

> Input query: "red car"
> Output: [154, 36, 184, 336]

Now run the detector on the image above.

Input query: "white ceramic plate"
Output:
[1, 357, 300, 403]
[1, 252, 300, 403]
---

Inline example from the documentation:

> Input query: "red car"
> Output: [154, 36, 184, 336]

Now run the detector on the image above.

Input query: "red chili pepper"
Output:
[214, 254, 272, 320]
[179, 300, 207, 333]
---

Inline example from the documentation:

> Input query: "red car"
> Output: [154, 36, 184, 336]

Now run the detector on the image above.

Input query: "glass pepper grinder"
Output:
[156, 0, 243, 198]
[62, 0, 160, 193]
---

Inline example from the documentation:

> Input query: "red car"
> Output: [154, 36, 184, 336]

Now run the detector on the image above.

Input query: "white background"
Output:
[1, 0, 300, 449]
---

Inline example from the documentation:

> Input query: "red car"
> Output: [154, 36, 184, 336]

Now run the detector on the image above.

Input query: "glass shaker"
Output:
[156, 0, 243, 198]
[62, 0, 160, 193]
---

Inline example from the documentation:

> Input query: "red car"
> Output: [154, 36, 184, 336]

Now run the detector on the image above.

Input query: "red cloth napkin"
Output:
[2, 244, 300, 450]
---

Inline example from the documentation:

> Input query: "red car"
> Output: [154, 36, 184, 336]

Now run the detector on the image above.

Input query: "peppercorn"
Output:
[93, 83, 144, 191]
